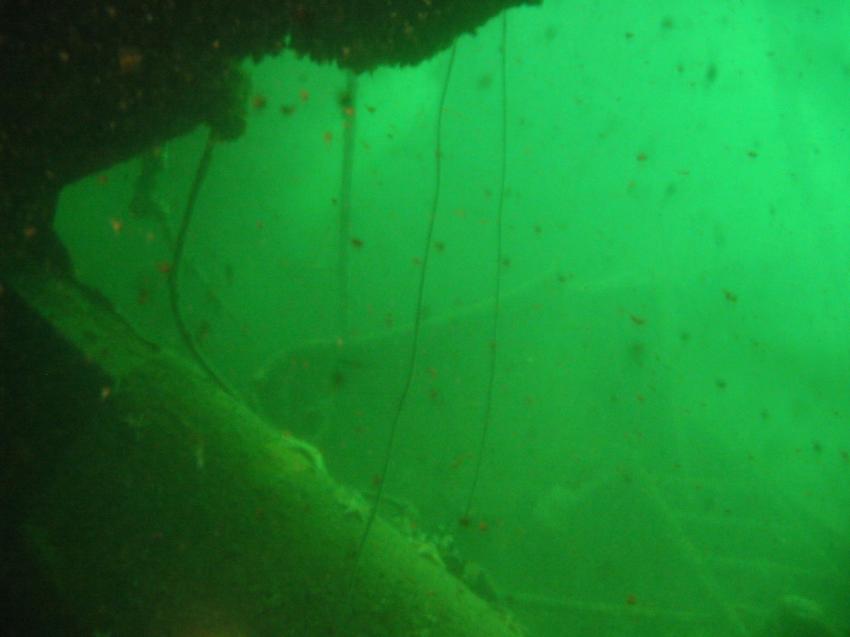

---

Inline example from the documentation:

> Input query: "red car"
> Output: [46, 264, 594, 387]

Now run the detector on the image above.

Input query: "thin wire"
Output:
[463, 12, 508, 522]
[344, 42, 458, 592]
[168, 131, 234, 396]
[338, 72, 358, 338]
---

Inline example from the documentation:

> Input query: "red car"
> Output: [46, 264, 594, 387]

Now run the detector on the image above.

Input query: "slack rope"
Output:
[168, 131, 234, 396]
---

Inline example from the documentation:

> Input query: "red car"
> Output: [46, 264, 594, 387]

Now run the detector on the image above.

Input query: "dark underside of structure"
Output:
[0, 0, 538, 259]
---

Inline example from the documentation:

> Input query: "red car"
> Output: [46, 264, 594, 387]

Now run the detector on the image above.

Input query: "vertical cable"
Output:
[343, 43, 458, 597]
[338, 72, 358, 339]
[463, 12, 508, 522]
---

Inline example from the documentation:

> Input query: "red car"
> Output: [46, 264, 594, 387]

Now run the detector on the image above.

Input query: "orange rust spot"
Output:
[118, 47, 143, 74]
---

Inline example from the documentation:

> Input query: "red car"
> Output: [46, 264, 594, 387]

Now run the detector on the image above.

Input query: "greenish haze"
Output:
[57, 1, 849, 635]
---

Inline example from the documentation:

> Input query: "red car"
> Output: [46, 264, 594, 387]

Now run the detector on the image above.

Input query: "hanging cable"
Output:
[343, 42, 458, 596]
[168, 130, 235, 396]
[462, 12, 509, 524]
[337, 72, 359, 339]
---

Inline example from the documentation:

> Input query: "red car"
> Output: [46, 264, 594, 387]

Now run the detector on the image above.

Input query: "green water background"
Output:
[56, 0, 849, 634]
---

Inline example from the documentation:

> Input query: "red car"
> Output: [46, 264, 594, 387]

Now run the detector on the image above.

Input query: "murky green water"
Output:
[37, 1, 850, 635]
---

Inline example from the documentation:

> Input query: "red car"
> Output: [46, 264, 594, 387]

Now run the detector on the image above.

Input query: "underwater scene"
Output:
[2, 1, 849, 636]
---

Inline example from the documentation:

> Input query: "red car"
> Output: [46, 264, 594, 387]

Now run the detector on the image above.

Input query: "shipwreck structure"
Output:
[0, 2, 538, 635]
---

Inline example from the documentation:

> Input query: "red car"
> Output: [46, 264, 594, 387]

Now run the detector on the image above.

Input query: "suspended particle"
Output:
[118, 47, 143, 74]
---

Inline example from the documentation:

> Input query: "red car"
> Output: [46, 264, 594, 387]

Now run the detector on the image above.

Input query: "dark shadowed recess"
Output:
[0, 0, 538, 261]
